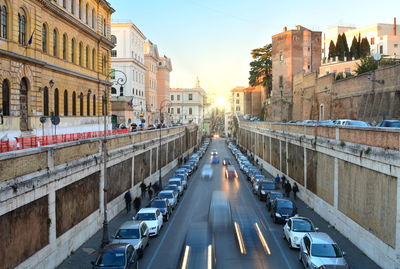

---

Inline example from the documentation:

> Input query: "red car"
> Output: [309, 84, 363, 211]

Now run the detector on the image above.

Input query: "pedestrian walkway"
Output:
[57, 168, 178, 269]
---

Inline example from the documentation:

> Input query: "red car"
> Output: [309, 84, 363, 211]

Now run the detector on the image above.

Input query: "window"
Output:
[177, 108, 180, 114]
[18, 11, 27, 45]
[111, 35, 117, 44]
[103, 18, 106, 36]
[63, 0, 67, 8]
[43, 86, 49, 116]
[79, 92, 83, 115]
[85, 3, 89, 24]
[71, 39, 75, 63]
[102, 55, 107, 74]
[64, 90, 68, 115]
[53, 29, 58, 57]
[188, 94, 193, 100]
[177, 95, 180, 101]
[42, 24, 47, 53]
[54, 88, 59, 116]
[236, 106, 240, 111]
[236, 93, 239, 97]
[62, 34, 67, 60]
[72, 91, 76, 115]
[307, 64, 311, 70]
[171, 95, 174, 101]
[279, 52, 283, 62]
[93, 95, 96, 115]
[87, 92, 90, 115]
[91, 8, 95, 29]
[279, 75, 283, 88]
[2, 79, 10, 116]
[380, 45, 383, 54]
[370, 37, 375, 45]
[119, 86, 123, 96]
[79, 42, 83, 65]
[71, 0, 75, 15]
[236, 100, 239, 104]
[170, 108, 174, 114]
[395, 44, 398, 48]
[92, 48, 95, 70]
[1, 5, 7, 39]
[86, 46, 89, 68]
[78, 0, 82, 19]
[111, 50, 117, 57]
[189, 108, 192, 115]
[111, 87, 116, 94]
[319, 104, 324, 120]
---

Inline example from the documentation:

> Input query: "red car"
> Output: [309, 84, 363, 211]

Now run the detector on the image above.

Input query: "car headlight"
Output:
[275, 213, 282, 217]
[261, 190, 266, 195]
[293, 236, 299, 242]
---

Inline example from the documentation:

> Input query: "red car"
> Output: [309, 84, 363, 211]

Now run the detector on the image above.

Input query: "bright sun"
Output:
[215, 96, 226, 108]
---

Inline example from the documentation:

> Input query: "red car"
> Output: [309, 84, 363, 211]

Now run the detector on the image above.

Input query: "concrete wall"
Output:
[237, 121, 400, 269]
[0, 125, 199, 269]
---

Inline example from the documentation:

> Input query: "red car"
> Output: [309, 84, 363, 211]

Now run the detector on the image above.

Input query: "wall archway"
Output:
[20, 77, 29, 131]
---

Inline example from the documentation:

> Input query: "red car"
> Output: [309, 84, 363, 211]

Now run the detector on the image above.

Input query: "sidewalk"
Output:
[57, 167, 178, 269]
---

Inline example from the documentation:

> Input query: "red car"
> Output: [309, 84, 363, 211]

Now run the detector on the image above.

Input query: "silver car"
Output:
[111, 220, 149, 258]
[299, 232, 349, 269]
[158, 190, 178, 208]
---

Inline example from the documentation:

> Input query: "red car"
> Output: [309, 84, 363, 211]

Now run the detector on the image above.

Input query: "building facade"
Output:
[144, 40, 159, 125]
[110, 22, 146, 127]
[0, 0, 114, 140]
[244, 86, 262, 117]
[231, 86, 245, 114]
[156, 55, 172, 123]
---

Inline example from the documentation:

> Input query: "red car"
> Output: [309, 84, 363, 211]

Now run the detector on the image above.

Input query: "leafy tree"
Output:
[359, 38, 371, 58]
[328, 40, 336, 59]
[335, 72, 344, 80]
[349, 36, 359, 59]
[249, 44, 272, 96]
[342, 33, 350, 59]
[354, 56, 378, 75]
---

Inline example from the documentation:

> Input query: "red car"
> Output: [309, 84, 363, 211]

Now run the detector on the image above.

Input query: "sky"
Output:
[108, 0, 400, 96]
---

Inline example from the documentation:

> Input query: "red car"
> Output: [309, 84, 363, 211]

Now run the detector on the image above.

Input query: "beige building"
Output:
[231, 86, 245, 114]
[156, 55, 172, 124]
[0, 0, 114, 140]
[144, 40, 159, 124]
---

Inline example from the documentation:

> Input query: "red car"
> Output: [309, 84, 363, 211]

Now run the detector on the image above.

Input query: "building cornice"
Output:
[111, 58, 147, 70]
[39, 0, 115, 49]
[0, 49, 111, 85]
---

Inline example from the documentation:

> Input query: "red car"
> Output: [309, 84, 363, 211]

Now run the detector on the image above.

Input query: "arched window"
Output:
[93, 94, 96, 115]
[111, 35, 117, 44]
[1, 5, 7, 39]
[18, 11, 26, 45]
[85, 3, 89, 24]
[111, 87, 116, 94]
[78, 0, 82, 19]
[54, 88, 59, 116]
[72, 91, 76, 115]
[86, 92, 90, 115]
[79, 42, 83, 66]
[91, 8, 95, 29]
[64, 90, 68, 115]
[53, 29, 58, 57]
[62, 33, 67, 60]
[2, 79, 10, 116]
[71, 38, 75, 63]
[85, 46, 89, 68]
[43, 86, 49, 116]
[42, 24, 47, 53]
[79, 92, 83, 116]
[92, 48, 96, 70]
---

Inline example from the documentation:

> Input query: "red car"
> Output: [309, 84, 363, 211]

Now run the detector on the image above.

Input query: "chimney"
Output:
[394, 17, 397, 36]
[283, 26, 287, 32]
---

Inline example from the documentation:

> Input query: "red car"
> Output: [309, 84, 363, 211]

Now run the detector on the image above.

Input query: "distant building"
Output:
[144, 41, 159, 125]
[230, 86, 246, 114]
[244, 86, 262, 117]
[156, 56, 173, 123]
[111, 22, 146, 128]
[268, 25, 322, 121]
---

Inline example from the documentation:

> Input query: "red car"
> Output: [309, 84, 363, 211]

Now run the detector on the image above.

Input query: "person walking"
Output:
[284, 181, 292, 198]
[274, 174, 281, 189]
[148, 183, 153, 199]
[292, 183, 299, 200]
[133, 196, 141, 213]
[281, 175, 287, 188]
[140, 182, 146, 198]
[124, 191, 132, 213]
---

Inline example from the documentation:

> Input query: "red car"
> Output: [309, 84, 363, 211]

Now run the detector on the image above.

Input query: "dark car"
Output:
[150, 198, 172, 221]
[181, 164, 193, 175]
[257, 180, 277, 201]
[266, 191, 284, 211]
[376, 120, 400, 128]
[223, 158, 232, 166]
[270, 198, 297, 224]
[225, 165, 237, 180]
[91, 243, 138, 269]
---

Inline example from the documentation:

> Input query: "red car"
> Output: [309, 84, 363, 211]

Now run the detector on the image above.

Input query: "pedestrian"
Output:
[124, 191, 132, 213]
[292, 183, 299, 200]
[140, 182, 146, 198]
[153, 182, 160, 194]
[284, 181, 292, 198]
[274, 174, 281, 189]
[133, 196, 141, 213]
[148, 183, 153, 199]
[282, 175, 287, 187]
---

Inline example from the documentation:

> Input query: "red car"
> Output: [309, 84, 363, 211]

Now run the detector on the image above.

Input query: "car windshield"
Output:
[271, 193, 283, 200]
[385, 122, 400, 127]
[169, 180, 181, 186]
[292, 220, 313, 232]
[311, 243, 343, 258]
[261, 182, 275, 190]
[277, 200, 294, 208]
[347, 121, 370, 127]
[136, 213, 156, 221]
[115, 228, 140, 239]
[227, 166, 235, 172]
[151, 200, 167, 208]
[159, 192, 173, 199]
[96, 251, 125, 267]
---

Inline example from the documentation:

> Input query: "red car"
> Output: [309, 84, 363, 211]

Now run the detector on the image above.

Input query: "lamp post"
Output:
[101, 69, 127, 248]
[158, 99, 171, 189]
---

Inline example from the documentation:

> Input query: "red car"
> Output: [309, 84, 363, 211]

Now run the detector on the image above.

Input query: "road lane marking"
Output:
[254, 222, 271, 255]
[181, 245, 190, 269]
[208, 244, 212, 269]
[234, 221, 247, 255]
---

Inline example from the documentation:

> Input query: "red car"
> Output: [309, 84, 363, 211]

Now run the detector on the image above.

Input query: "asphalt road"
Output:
[140, 138, 305, 269]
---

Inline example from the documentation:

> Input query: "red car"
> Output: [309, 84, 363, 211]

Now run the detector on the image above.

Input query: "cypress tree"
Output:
[349, 36, 359, 59]
[335, 34, 345, 61]
[342, 33, 350, 59]
[328, 40, 336, 59]
[360, 38, 371, 57]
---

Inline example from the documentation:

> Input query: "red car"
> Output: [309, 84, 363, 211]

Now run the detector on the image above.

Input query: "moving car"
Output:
[299, 232, 349, 269]
[266, 191, 284, 211]
[283, 216, 318, 249]
[335, 120, 371, 127]
[256, 180, 277, 200]
[111, 221, 149, 258]
[223, 158, 232, 166]
[211, 156, 219, 164]
[91, 243, 138, 269]
[225, 165, 237, 180]
[270, 198, 297, 224]
[157, 190, 178, 209]
[134, 208, 163, 236]
[201, 164, 213, 179]
[210, 149, 218, 156]
[208, 191, 232, 232]
[150, 198, 172, 221]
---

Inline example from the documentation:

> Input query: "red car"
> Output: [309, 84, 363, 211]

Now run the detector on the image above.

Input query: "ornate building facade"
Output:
[0, 0, 114, 140]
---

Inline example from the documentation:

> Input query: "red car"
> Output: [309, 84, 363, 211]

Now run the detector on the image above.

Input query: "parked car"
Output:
[335, 119, 371, 127]
[317, 120, 335, 125]
[270, 198, 297, 224]
[91, 243, 139, 269]
[175, 168, 189, 178]
[299, 232, 349, 269]
[202, 164, 213, 179]
[150, 198, 172, 221]
[225, 165, 237, 180]
[211, 156, 219, 164]
[266, 191, 284, 211]
[251, 173, 266, 185]
[376, 120, 400, 128]
[223, 158, 232, 166]
[181, 164, 193, 175]
[173, 175, 188, 189]
[162, 185, 180, 201]
[283, 216, 318, 249]
[111, 221, 149, 258]
[157, 190, 178, 209]
[134, 208, 163, 236]
[168, 178, 184, 195]
[256, 180, 277, 200]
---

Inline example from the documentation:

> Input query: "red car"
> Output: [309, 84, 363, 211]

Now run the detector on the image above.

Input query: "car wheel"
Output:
[288, 239, 293, 249]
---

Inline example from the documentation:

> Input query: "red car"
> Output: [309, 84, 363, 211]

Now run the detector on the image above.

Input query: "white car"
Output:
[201, 164, 213, 179]
[283, 216, 318, 249]
[168, 178, 184, 195]
[158, 190, 178, 208]
[134, 208, 163, 236]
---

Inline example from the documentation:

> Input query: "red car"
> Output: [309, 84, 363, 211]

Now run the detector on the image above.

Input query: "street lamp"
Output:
[101, 69, 127, 248]
[158, 99, 171, 189]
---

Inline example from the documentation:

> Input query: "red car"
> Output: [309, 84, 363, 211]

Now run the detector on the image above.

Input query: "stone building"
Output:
[268, 25, 322, 121]
[144, 40, 159, 125]
[230, 86, 245, 114]
[156, 55, 172, 121]
[244, 86, 262, 117]
[0, 0, 114, 140]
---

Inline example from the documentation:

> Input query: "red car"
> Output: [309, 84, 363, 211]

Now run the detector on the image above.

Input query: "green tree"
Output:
[342, 33, 350, 59]
[249, 44, 272, 95]
[328, 40, 336, 59]
[354, 56, 378, 75]
[349, 36, 359, 59]
[359, 37, 371, 58]
[335, 34, 344, 60]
